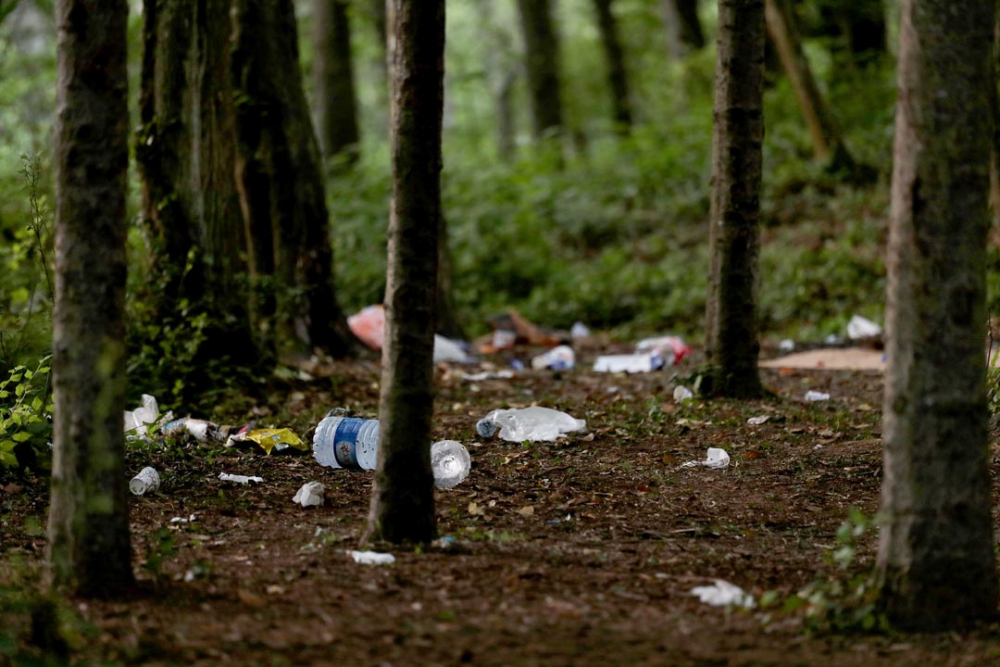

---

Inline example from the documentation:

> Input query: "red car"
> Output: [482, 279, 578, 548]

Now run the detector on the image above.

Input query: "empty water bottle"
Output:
[475, 407, 586, 442]
[313, 415, 471, 489]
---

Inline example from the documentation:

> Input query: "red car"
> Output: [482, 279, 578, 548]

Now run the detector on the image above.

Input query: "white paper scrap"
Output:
[350, 550, 396, 566]
[293, 481, 325, 507]
[691, 579, 755, 609]
[680, 447, 730, 469]
[219, 473, 264, 484]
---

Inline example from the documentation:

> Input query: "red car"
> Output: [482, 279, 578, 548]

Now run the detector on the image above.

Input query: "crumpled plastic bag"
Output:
[219, 473, 264, 484]
[691, 579, 755, 609]
[348, 304, 474, 363]
[293, 481, 325, 507]
[680, 447, 730, 469]
[124, 394, 159, 437]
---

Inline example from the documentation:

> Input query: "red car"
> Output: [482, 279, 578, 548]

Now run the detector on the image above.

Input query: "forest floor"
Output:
[3, 341, 1000, 667]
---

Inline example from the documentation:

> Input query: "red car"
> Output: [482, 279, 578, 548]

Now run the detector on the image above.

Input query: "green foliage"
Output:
[143, 527, 177, 581]
[763, 508, 889, 634]
[0, 357, 52, 468]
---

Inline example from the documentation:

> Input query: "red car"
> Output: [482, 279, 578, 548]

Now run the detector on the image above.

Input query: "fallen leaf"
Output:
[265, 585, 285, 595]
[517, 505, 535, 517]
[237, 589, 266, 608]
[3, 483, 24, 494]
[468, 502, 484, 516]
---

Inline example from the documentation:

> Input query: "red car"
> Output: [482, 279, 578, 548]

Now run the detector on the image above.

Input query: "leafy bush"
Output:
[0, 357, 52, 468]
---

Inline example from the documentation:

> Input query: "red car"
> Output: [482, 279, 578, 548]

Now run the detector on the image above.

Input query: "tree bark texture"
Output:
[137, 0, 258, 365]
[232, 0, 353, 359]
[662, 0, 705, 58]
[990, 8, 1000, 227]
[704, 0, 765, 399]
[877, 0, 998, 630]
[592, 0, 632, 132]
[48, 0, 133, 597]
[366, 0, 444, 545]
[818, 0, 886, 64]
[313, 0, 360, 164]
[516, 0, 564, 140]
[765, 0, 855, 173]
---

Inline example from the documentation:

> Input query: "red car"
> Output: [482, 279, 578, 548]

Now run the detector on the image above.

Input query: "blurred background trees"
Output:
[0, 0, 955, 406]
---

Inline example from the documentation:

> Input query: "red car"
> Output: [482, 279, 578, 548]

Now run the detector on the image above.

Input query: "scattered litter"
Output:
[571, 322, 591, 339]
[778, 339, 795, 352]
[350, 550, 395, 566]
[293, 481, 325, 507]
[347, 304, 474, 363]
[433, 335, 475, 364]
[673, 386, 694, 403]
[476, 406, 586, 442]
[691, 580, 755, 609]
[124, 395, 172, 438]
[461, 370, 515, 382]
[531, 345, 575, 371]
[635, 336, 692, 365]
[219, 473, 264, 484]
[847, 315, 882, 340]
[242, 428, 307, 455]
[680, 448, 730, 469]
[162, 417, 218, 442]
[804, 391, 830, 402]
[594, 352, 664, 374]
[129, 467, 160, 495]
[431, 440, 472, 489]
[824, 334, 842, 345]
[482, 310, 565, 352]
[170, 515, 196, 524]
[747, 416, 770, 426]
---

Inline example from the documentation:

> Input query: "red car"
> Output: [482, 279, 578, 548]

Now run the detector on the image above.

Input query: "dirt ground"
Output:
[3, 344, 1000, 667]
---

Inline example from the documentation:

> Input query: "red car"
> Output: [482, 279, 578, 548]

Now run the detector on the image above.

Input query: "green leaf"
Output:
[31, 396, 42, 411]
[12, 431, 31, 443]
[0, 451, 18, 466]
[8, 374, 21, 383]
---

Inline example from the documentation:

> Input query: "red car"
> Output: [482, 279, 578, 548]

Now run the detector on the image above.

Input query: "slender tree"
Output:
[592, 0, 632, 133]
[313, 0, 360, 164]
[136, 0, 260, 369]
[662, 0, 705, 58]
[365, 0, 444, 545]
[232, 0, 354, 360]
[764, 0, 856, 174]
[703, 0, 765, 399]
[475, 0, 518, 161]
[817, 0, 886, 65]
[877, 0, 998, 630]
[990, 8, 1000, 226]
[516, 0, 564, 140]
[48, 0, 133, 596]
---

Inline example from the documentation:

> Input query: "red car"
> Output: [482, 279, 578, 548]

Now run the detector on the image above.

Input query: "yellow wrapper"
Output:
[243, 428, 307, 454]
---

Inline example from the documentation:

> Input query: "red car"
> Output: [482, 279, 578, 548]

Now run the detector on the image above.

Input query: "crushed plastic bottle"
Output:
[594, 352, 664, 374]
[531, 345, 575, 370]
[312, 415, 471, 489]
[475, 407, 586, 442]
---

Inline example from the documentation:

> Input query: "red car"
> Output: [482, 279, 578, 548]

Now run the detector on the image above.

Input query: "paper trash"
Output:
[804, 391, 830, 402]
[594, 352, 664, 374]
[673, 386, 694, 403]
[691, 579, 755, 609]
[124, 394, 160, 437]
[681, 447, 730, 469]
[747, 416, 770, 426]
[846, 315, 882, 340]
[243, 428, 308, 455]
[219, 473, 264, 484]
[531, 345, 575, 371]
[350, 550, 395, 566]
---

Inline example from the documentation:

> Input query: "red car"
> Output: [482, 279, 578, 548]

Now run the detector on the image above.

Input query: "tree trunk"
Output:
[313, 0, 360, 164]
[48, 0, 133, 597]
[232, 0, 354, 360]
[365, 0, 443, 545]
[817, 0, 886, 65]
[662, 0, 705, 58]
[764, 0, 855, 174]
[703, 0, 765, 399]
[592, 0, 632, 133]
[475, 0, 518, 161]
[877, 0, 998, 630]
[516, 0, 564, 141]
[990, 9, 1000, 227]
[136, 0, 260, 369]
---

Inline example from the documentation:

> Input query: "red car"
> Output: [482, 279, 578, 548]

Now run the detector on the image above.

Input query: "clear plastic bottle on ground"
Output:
[475, 407, 586, 442]
[313, 415, 471, 488]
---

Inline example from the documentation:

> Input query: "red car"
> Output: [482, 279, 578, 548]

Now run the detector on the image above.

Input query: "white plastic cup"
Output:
[129, 467, 160, 496]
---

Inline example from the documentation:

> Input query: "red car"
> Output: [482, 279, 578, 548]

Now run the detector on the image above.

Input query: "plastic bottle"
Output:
[313, 416, 471, 489]
[475, 407, 586, 442]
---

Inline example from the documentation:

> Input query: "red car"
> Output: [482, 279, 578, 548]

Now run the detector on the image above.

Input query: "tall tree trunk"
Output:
[662, 0, 705, 58]
[764, 0, 855, 173]
[877, 0, 998, 630]
[516, 0, 564, 141]
[592, 0, 632, 133]
[313, 0, 360, 164]
[48, 0, 133, 597]
[365, 0, 443, 545]
[475, 0, 518, 161]
[232, 0, 354, 360]
[818, 0, 886, 65]
[990, 8, 1000, 227]
[136, 0, 260, 369]
[703, 0, 765, 399]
